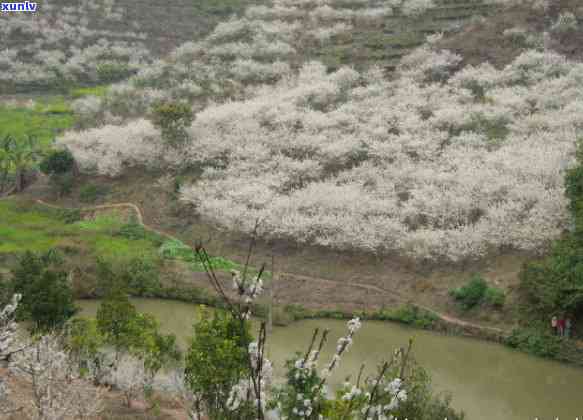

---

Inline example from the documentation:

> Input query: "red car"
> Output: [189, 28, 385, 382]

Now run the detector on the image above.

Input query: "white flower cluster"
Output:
[0, 294, 21, 362]
[398, 0, 436, 17]
[231, 270, 264, 304]
[173, 48, 581, 262]
[321, 317, 361, 379]
[551, 12, 579, 34]
[226, 341, 273, 413]
[0, 0, 149, 91]
[0, 294, 21, 412]
[107, 355, 148, 405]
[57, 119, 167, 176]
[291, 393, 314, 418]
[340, 376, 407, 420]
[69, 0, 445, 125]
[64, 20, 583, 263]
[10, 334, 104, 419]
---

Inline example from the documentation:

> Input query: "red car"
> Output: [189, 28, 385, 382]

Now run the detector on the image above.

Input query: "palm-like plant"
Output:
[1, 134, 44, 193]
[0, 137, 11, 194]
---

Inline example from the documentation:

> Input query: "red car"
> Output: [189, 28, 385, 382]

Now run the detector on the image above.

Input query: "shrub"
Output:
[79, 184, 110, 203]
[484, 286, 506, 307]
[450, 275, 506, 310]
[117, 221, 147, 241]
[95, 256, 162, 298]
[505, 327, 564, 359]
[185, 308, 253, 420]
[520, 139, 583, 323]
[50, 172, 76, 197]
[8, 250, 78, 331]
[376, 304, 438, 328]
[149, 101, 193, 147]
[40, 149, 75, 175]
[96, 62, 133, 83]
[57, 208, 82, 224]
[450, 275, 488, 310]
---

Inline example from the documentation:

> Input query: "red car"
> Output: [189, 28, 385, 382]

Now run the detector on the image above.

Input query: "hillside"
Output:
[5, 0, 583, 322]
[438, 0, 583, 67]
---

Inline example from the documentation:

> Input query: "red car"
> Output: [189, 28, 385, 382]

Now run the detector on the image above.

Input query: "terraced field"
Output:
[314, 0, 495, 71]
[4, 0, 496, 77]
[136, 0, 496, 71]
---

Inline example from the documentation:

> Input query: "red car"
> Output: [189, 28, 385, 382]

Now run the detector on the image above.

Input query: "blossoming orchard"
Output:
[61, 43, 582, 261]
[2, 0, 583, 418]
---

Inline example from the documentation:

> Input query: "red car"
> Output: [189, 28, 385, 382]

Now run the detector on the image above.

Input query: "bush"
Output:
[505, 327, 564, 359]
[8, 250, 78, 331]
[185, 308, 253, 420]
[117, 221, 147, 240]
[79, 184, 110, 203]
[149, 101, 193, 147]
[40, 149, 75, 175]
[50, 172, 76, 197]
[450, 274, 488, 310]
[56, 208, 82, 224]
[484, 286, 506, 307]
[95, 256, 162, 298]
[96, 62, 132, 83]
[376, 304, 438, 329]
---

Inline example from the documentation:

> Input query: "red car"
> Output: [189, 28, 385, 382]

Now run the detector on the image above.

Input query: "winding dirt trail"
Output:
[34, 199, 506, 337]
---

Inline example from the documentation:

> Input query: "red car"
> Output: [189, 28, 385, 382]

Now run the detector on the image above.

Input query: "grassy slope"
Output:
[0, 98, 74, 147]
[0, 198, 159, 258]
[0, 83, 111, 146]
[10, 0, 583, 327]
[318, 0, 495, 72]
[0, 197, 255, 279]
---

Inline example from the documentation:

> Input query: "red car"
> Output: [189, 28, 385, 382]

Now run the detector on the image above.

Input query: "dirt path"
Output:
[31, 199, 507, 337]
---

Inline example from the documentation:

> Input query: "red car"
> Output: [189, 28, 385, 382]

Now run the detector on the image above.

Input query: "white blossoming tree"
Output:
[0, 295, 106, 420]
[0, 294, 23, 416]
[9, 333, 106, 420]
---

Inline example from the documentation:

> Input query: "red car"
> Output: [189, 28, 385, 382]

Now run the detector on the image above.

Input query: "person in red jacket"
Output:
[557, 316, 566, 337]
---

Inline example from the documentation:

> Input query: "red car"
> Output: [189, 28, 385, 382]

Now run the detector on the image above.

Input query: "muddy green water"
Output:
[77, 299, 583, 420]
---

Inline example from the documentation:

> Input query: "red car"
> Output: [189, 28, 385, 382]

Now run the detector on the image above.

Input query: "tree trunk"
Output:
[72, 158, 80, 177]
[15, 168, 24, 192]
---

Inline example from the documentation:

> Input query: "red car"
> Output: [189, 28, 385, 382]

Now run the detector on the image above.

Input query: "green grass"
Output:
[0, 85, 110, 147]
[192, 0, 266, 17]
[0, 97, 74, 147]
[159, 238, 243, 272]
[158, 238, 270, 277]
[0, 199, 256, 278]
[69, 85, 110, 99]
[0, 199, 159, 261]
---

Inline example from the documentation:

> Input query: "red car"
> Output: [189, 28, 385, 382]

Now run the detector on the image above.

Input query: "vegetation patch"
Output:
[69, 85, 110, 99]
[505, 326, 583, 366]
[450, 274, 506, 310]
[158, 238, 266, 276]
[0, 100, 74, 147]
[0, 199, 159, 261]
[279, 303, 439, 329]
[78, 183, 111, 203]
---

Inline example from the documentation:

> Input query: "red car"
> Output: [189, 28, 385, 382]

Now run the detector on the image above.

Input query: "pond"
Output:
[77, 298, 583, 420]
